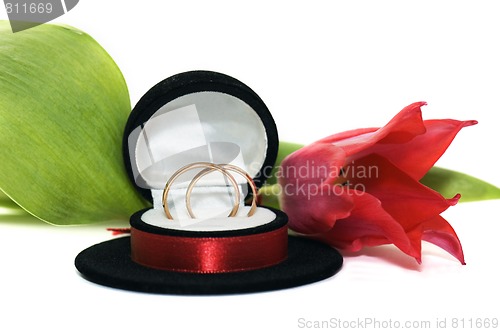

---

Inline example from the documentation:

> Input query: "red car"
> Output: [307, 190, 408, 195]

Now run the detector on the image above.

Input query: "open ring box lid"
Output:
[75, 70, 343, 295]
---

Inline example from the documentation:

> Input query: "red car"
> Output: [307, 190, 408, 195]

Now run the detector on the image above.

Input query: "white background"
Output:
[1, 1, 499, 331]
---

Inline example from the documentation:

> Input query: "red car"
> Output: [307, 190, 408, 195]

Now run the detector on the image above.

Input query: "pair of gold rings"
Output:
[162, 162, 257, 220]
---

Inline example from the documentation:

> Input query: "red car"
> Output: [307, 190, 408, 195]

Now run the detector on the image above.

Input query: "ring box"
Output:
[75, 71, 343, 295]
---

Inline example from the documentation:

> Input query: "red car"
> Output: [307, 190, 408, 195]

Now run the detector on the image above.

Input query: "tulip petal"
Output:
[312, 191, 421, 262]
[279, 143, 354, 233]
[282, 187, 355, 234]
[421, 215, 465, 264]
[273, 142, 497, 203]
[368, 119, 477, 180]
[351, 154, 457, 231]
[317, 127, 378, 144]
[317, 102, 427, 156]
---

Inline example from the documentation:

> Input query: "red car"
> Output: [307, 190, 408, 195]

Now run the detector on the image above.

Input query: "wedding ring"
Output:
[186, 164, 257, 218]
[162, 162, 240, 220]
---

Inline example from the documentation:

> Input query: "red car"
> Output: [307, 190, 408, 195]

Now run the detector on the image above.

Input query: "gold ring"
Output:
[186, 164, 257, 218]
[162, 162, 240, 220]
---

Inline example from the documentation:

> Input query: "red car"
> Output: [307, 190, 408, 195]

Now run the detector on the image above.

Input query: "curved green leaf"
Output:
[0, 190, 11, 204]
[258, 183, 282, 210]
[266, 141, 303, 185]
[421, 167, 500, 202]
[0, 189, 26, 213]
[0, 22, 148, 225]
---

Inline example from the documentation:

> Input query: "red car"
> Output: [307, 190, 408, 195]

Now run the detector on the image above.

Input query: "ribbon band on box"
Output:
[131, 225, 288, 273]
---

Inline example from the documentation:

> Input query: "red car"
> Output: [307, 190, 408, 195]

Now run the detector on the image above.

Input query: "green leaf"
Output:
[421, 167, 500, 202]
[0, 189, 26, 213]
[266, 141, 304, 185]
[258, 184, 282, 210]
[0, 22, 148, 225]
[0, 189, 11, 204]
[261, 141, 500, 206]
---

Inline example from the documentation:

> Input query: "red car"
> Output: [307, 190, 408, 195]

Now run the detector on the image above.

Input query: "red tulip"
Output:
[278, 102, 476, 264]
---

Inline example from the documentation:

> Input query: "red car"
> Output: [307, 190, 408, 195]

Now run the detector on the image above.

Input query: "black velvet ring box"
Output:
[75, 71, 343, 295]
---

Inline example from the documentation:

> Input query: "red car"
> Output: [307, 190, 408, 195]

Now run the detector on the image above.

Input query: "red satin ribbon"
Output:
[131, 226, 288, 273]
